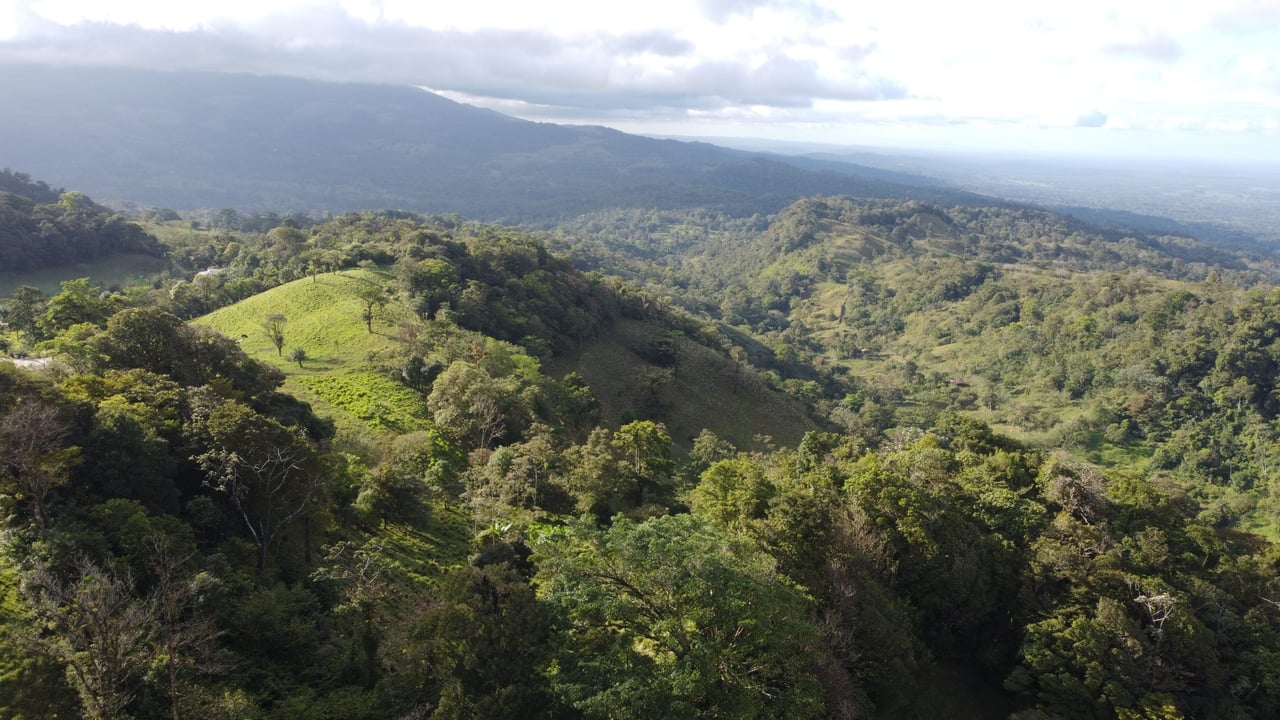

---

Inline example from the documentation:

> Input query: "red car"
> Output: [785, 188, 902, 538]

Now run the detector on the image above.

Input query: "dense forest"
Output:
[5, 180, 1280, 720]
[0, 169, 164, 272]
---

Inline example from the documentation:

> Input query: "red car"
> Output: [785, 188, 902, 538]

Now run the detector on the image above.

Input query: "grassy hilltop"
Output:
[196, 268, 430, 439]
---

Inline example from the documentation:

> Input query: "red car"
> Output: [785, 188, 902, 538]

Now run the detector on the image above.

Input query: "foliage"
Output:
[300, 373, 433, 433]
[0, 182, 163, 272]
[9, 175, 1280, 720]
[533, 514, 826, 719]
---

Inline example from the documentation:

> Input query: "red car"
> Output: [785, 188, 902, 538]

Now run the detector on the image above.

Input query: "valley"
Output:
[3, 68, 1280, 720]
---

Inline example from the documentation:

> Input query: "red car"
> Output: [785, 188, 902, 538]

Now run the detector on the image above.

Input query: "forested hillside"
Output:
[556, 198, 1280, 524]
[5, 180, 1280, 720]
[0, 169, 164, 272]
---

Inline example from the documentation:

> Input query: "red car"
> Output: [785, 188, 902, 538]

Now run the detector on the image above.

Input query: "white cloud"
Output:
[2, 0, 1279, 159]
[1076, 110, 1109, 128]
[1104, 32, 1183, 63]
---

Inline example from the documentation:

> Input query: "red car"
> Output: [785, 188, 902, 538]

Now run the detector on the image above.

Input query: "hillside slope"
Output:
[195, 269, 429, 438]
[0, 170, 163, 271]
[551, 318, 819, 450]
[556, 196, 1280, 531]
[183, 204, 826, 453]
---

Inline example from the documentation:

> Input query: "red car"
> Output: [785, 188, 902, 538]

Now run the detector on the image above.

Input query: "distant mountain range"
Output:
[0, 64, 983, 222]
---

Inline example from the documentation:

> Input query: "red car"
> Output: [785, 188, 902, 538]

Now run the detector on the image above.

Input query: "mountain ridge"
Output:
[0, 64, 980, 220]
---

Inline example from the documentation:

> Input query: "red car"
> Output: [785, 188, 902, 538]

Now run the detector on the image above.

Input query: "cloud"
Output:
[1103, 32, 1183, 63]
[698, 0, 840, 24]
[1076, 110, 1108, 128]
[603, 31, 695, 57]
[698, 0, 774, 22]
[0, 7, 904, 118]
[1212, 0, 1280, 32]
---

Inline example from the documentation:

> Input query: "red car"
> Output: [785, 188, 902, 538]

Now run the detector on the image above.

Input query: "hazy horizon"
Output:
[3, 0, 1279, 165]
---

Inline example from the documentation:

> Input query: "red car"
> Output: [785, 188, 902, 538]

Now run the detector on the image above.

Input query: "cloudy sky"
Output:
[2, 0, 1279, 162]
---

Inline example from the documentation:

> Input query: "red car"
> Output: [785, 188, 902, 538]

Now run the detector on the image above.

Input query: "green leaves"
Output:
[533, 514, 825, 720]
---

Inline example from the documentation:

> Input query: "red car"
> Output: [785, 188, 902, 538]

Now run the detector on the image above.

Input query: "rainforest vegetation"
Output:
[5, 177, 1280, 720]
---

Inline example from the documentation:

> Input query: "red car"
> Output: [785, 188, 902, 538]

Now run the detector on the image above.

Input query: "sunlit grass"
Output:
[299, 372, 431, 434]
[195, 268, 428, 436]
[376, 503, 473, 586]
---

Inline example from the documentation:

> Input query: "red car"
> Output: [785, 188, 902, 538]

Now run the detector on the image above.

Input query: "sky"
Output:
[2, 0, 1280, 163]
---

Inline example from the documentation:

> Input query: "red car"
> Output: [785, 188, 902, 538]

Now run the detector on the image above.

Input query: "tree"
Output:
[397, 257, 460, 319]
[467, 426, 568, 521]
[39, 277, 115, 336]
[214, 208, 240, 231]
[534, 514, 825, 720]
[554, 372, 600, 437]
[21, 558, 157, 720]
[79, 391, 181, 513]
[194, 401, 323, 575]
[263, 313, 287, 356]
[92, 307, 188, 378]
[0, 550, 81, 720]
[288, 347, 307, 368]
[312, 540, 390, 690]
[610, 420, 674, 509]
[689, 457, 774, 532]
[144, 528, 220, 720]
[5, 285, 45, 339]
[266, 225, 308, 265]
[383, 545, 560, 719]
[427, 361, 526, 450]
[0, 400, 80, 534]
[562, 427, 624, 519]
[356, 283, 388, 333]
[91, 505, 221, 720]
[357, 429, 460, 524]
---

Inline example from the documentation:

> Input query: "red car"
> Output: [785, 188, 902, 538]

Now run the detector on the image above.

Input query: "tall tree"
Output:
[610, 420, 675, 510]
[355, 283, 388, 333]
[142, 526, 220, 720]
[21, 558, 157, 720]
[0, 400, 80, 534]
[263, 313, 287, 356]
[194, 401, 323, 575]
[5, 285, 45, 339]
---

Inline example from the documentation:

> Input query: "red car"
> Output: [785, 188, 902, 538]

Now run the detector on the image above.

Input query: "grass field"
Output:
[195, 269, 405, 371]
[0, 252, 170, 296]
[299, 372, 432, 434]
[195, 268, 428, 439]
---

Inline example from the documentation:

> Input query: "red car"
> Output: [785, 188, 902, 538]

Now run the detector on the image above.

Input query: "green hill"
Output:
[196, 268, 403, 372]
[195, 263, 820, 452]
[195, 268, 425, 438]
